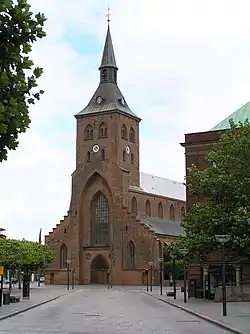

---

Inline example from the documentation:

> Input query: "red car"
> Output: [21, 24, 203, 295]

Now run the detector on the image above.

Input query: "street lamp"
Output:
[158, 258, 163, 295]
[71, 268, 75, 290]
[169, 252, 177, 299]
[149, 261, 153, 292]
[66, 259, 72, 291]
[215, 234, 231, 317]
[180, 248, 188, 303]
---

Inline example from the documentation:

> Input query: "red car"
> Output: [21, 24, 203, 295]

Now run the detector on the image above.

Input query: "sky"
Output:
[1, 0, 250, 241]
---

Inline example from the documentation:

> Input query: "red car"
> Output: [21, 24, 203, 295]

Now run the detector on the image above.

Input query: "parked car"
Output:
[39, 276, 45, 283]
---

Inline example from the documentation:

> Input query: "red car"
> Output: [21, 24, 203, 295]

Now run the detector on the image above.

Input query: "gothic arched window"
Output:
[145, 199, 151, 217]
[99, 122, 108, 138]
[84, 124, 93, 140]
[170, 204, 175, 221]
[127, 240, 136, 268]
[131, 196, 137, 215]
[181, 206, 185, 219]
[86, 151, 91, 162]
[129, 127, 135, 143]
[158, 202, 163, 219]
[122, 150, 126, 162]
[90, 192, 109, 245]
[60, 244, 67, 269]
[101, 149, 105, 161]
[121, 124, 127, 140]
[131, 153, 134, 164]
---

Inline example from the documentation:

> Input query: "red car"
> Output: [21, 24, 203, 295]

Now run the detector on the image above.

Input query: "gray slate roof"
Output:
[76, 83, 139, 119]
[129, 172, 186, 201]
[75, 25, 140, 120]
[141, 217, 184, 237]
[100, 25, 117, 68]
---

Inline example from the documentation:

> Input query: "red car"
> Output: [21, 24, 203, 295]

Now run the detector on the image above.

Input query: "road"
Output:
[0, 286, 231, 333]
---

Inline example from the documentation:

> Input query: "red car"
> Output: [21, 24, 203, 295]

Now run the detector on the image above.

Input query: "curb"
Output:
[0, 290, 74, 322]
[141, 291, 244, 334]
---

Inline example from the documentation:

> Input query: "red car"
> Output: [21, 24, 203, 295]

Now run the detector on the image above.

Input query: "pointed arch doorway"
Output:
[90, 254, 109, 284]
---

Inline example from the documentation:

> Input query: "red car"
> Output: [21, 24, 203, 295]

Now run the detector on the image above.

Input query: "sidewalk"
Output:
[142, 287, 250, 334]
[0, 283, 75, 321]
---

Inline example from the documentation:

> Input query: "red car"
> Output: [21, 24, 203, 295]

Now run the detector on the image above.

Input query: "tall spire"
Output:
[99, 6, 117, 69]
[99, 25, 117, 69]
[75, 11, 140, 121]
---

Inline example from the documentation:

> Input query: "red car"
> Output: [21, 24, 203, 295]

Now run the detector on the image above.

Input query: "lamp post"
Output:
[149, 261, 153, 292]
[66, 259, 72, 291]
[169, 252, 177, 299]
[158, 258, 163, 295]
[71, 268, 75, 290]
[215, 234, 231, 317]
[145, 268, 149, 291]
[180, 248, 188, 303]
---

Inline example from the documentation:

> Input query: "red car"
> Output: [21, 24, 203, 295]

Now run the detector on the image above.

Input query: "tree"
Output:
[0, 0, 46, 162]
[182, 120, 250, 258]
[0, 238, 54, 271]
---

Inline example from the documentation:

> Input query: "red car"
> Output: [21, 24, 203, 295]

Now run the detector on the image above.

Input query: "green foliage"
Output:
[0, 0, 46, 161]
[163, 242, 186, 279]
[164, 260, 184, 280]
[0, 238, 54, 271]
[182, 120, 250, 258]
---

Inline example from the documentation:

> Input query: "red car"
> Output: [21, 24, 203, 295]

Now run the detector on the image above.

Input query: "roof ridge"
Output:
[140, 171, 184, 185]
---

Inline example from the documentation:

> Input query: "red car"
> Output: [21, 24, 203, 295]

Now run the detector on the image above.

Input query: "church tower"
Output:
[68, 22, 141, 284]
[74, 24, 141, 187]
[45, 20, 186, 287]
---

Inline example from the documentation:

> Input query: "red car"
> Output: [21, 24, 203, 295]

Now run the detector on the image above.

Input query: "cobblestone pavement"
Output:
[143, 286, 250, 334]
[0, 284, 75, 319]
[0, 286, 232, 333]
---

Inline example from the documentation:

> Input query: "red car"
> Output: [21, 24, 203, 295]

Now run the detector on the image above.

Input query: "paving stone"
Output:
[0, 286, 231, 333]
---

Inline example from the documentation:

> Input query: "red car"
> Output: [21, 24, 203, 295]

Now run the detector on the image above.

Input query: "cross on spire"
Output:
[106, 6, 111, 24]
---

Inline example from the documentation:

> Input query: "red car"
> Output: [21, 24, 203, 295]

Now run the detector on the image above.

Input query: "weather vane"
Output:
[106, 5, 111, 24]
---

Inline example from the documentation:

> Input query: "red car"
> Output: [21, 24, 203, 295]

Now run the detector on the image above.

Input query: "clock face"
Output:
[96, 96, 102, 104]
[92, 144, 100, 153]
[126, 146, 130, 154]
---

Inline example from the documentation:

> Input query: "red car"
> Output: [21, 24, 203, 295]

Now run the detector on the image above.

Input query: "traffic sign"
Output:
[0, 267, 4, 275]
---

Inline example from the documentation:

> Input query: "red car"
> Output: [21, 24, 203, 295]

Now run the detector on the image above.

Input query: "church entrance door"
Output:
[90, 254, 109, 284]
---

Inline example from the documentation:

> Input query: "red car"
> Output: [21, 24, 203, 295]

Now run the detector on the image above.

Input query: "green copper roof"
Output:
[211, 101, 250, 131]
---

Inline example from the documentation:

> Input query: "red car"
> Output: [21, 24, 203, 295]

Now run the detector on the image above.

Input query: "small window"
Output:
[181, 206, 185, 219]
[101, 149, 105, 161]
[170, 204, 175, 221]
[99, 123, 108, 138]
[123, 150, 126, 162]
[158, 202, 163, 219]
[129, 127, 135, 143]
[86, 151, 91, 162]
[101, 69, 107, 81]
[131, 197, 137, 215]
[145, 200, 151, 217]
[64, 228, 67, 234]
[131, 153, 134, 164]
[84, 124, 93, 140]
[121, 124, 127, 140]
[113, 71, 117, 83]
[127, 241, 136, 268]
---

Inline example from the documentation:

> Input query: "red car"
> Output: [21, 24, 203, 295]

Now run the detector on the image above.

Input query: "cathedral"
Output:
[45, 24, 186, 285]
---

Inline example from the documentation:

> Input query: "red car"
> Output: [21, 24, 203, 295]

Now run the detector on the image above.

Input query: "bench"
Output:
[10, 295, 21, 303]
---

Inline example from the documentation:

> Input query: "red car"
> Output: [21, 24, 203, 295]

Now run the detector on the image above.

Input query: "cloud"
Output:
[1, 0, 250, 240]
